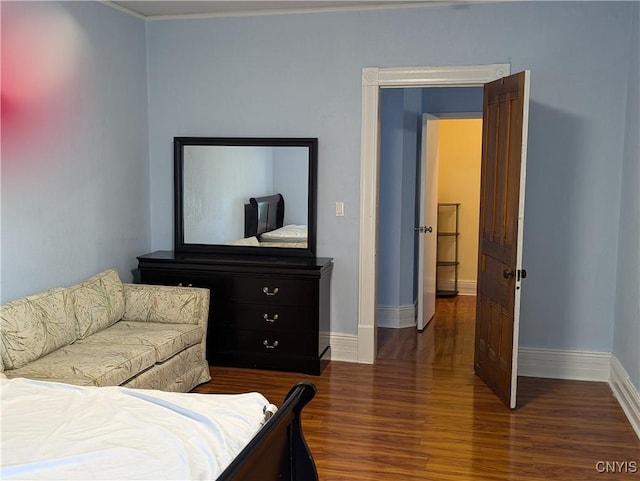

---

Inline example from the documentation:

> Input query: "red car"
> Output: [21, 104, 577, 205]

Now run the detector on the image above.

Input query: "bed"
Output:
[0, 377, 318, 481]
[242, 193, 308, 248]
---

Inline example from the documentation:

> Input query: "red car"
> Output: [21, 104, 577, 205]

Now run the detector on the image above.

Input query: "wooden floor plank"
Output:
[194, 296, 640, 480]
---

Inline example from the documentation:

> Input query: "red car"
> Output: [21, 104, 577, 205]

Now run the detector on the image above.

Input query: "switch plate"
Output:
[335, 201, 345, 217]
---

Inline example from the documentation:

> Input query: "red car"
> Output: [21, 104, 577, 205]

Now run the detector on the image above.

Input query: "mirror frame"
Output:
[174, 137, 318, 258]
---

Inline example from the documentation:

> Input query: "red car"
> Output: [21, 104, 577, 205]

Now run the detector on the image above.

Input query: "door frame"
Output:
[357, 64, 511, 363]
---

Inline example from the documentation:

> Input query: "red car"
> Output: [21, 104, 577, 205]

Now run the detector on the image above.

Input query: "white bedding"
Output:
[0, 377, 276, 480]
[259, 224, 307, 243]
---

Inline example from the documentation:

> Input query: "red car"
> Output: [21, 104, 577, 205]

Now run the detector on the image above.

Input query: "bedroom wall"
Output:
[0, 1, 149, 302]
[613, 1, 640, 391]
[143, 2, 633, 357]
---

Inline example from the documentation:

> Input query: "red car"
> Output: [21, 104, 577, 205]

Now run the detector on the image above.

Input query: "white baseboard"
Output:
[329, 333, 359, 363]
[609, 355, 640, 439]
[437, 279, 477, 296]
[517, 347, 612, 381]
[376, 304, 416, 329]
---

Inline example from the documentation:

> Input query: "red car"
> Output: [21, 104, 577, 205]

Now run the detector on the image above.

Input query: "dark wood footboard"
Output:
[216, 382, 318, 481]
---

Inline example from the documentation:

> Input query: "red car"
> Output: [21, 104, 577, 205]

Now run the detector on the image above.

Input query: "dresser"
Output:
[137, 251, 333, 375]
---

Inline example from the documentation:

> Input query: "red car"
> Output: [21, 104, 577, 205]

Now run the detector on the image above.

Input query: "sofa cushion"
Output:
[69, 269, 125, 340]
[0, 288, 76, 370]
[123, 344, 209, 391]
[77, 321, 203, 362]
[4, 342, 157, 387]
[123, 285, 206, 325]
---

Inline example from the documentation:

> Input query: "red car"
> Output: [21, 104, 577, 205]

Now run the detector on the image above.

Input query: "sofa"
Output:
[0, 269, 211, 392]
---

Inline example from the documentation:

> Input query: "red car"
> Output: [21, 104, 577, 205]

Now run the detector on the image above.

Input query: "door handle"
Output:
[503, 269, 515, 279]
[414, 226, 433, 233]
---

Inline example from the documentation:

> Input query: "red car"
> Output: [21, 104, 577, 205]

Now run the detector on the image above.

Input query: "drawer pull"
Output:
[177, 283, 193, 287]
[262, 287, 279, 296]
[263, 340, 279, 349]
[263, 314, 279, 323]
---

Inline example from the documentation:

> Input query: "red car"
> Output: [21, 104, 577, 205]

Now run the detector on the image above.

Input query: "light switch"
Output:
[335, 201, 345, 217]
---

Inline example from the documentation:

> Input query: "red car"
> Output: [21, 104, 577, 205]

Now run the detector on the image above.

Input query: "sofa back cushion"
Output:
[0, 288, 76, 370]
[69, 269, 125, 340]
[122, 284, 207, 325]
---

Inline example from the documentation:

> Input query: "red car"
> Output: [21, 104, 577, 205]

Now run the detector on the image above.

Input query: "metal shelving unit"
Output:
[436, 203, 460, 298]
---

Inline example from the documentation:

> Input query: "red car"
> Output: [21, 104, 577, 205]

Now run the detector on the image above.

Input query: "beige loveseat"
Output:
[0, 269, 211, 392]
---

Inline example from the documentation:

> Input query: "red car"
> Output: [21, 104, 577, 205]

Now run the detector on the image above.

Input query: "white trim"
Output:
[518, 347, 611, 382]
[378, 64, 510, 88]
[610, 356, 640, 439]
[377, 304, 416, 329]
[329, 333, 359, 363]
[509, 70, 531, 409]
[358, 64, 510, 364]
[358, 67, 381, 364]
[106, 2, 484, 21]
[102, 1, 147, 20]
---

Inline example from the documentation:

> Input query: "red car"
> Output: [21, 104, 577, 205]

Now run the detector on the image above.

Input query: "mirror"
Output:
[174, 137, 317, 257]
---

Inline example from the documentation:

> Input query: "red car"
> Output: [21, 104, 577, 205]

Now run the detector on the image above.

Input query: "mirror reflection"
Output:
[175, 137, 317, 257]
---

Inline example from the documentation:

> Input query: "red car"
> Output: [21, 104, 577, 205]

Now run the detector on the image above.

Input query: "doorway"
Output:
[357, 64, 511, 364]
[376, 109, 483, 360]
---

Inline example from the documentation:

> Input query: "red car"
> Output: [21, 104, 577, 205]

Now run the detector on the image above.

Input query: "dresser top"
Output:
[138, 250, 333, 271]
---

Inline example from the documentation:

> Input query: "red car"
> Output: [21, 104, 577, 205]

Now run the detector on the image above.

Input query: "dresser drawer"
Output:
[212, 329, 313, 357]
[232, 304, 314, 333]
[230, 276, 316, 306]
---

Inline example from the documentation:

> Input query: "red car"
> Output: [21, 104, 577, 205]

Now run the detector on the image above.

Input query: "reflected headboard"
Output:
[244, 193, 285, 238]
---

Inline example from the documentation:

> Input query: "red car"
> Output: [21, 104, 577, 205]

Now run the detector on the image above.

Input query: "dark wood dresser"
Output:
[137, 251, 333, 375]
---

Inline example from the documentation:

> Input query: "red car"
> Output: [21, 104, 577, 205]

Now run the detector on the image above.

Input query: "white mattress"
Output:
[0, 377, 275, 480]
[259, 224, 307, 243]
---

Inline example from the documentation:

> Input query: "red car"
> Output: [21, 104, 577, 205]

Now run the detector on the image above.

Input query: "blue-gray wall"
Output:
[1, 2, 637, 390]
[378, 89, 405, 308]
[378, 88, 423, 309]
[613, 2, 640, 390]
[422, 87, 484, 115]
[1, 1, 149, 300]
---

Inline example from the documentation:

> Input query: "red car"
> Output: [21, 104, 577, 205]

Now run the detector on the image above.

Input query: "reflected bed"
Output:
[241, 193, 308, 248]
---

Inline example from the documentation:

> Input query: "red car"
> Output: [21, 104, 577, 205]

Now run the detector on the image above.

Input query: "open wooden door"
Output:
[474, 70, 530, 409]
[416, 114, 439, 331]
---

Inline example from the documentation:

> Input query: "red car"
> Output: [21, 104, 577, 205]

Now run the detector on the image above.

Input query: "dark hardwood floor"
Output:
[194, 296, 640, 480]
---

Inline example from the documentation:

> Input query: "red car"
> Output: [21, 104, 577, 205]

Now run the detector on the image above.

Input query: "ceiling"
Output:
[108, 1, 461, 19]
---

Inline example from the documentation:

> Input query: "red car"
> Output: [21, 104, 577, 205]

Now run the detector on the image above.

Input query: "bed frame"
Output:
[216, 381, 319, 481]
[244, 193, 285, 238]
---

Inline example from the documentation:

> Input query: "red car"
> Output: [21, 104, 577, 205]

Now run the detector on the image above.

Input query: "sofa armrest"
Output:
[122, 283, 210, 328]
